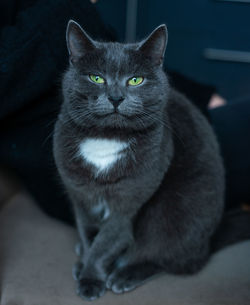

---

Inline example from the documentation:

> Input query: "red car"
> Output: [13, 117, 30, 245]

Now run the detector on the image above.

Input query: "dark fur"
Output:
[53, 20, 225, 301]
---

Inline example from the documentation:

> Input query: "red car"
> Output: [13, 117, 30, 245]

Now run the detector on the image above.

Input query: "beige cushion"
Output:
[1, 193, 250, 305]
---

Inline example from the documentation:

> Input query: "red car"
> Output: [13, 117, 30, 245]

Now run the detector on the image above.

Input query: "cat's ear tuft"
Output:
[66, 20, 95, 61]
[138, 24, 168, 66]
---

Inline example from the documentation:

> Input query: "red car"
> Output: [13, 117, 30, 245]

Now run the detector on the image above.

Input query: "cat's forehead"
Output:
[94, 41, 142, 75]
[100, 42, 134, 59]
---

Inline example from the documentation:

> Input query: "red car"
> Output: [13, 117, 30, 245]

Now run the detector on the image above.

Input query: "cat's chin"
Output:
[98, 112, 129, 124]
[94, 111, 142, 130]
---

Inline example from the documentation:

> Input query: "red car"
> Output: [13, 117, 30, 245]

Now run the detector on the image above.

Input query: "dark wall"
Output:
[95, 0, 127, 41]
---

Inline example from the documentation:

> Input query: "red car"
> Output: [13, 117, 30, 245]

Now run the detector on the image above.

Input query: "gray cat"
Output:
[53, 20, 225, 301]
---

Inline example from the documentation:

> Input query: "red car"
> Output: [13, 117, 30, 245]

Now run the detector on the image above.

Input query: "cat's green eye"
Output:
[128, 76, 144, 86]
[89, 74, 105, 84]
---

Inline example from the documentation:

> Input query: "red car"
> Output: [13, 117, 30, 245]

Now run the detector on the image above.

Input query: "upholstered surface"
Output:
[1, 193, 250, 305]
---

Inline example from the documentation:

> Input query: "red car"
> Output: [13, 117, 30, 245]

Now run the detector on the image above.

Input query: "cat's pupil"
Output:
[133, 78, 137, 83]
[96, 76, 99, 81]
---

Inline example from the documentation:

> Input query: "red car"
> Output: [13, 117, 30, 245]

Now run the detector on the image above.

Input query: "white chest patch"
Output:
[79, 138, 128, 172]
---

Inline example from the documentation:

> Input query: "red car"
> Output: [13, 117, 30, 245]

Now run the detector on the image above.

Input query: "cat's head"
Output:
[62, 20, 169, 130]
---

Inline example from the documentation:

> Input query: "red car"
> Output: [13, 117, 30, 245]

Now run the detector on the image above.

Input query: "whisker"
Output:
[140, 110, 185, 148]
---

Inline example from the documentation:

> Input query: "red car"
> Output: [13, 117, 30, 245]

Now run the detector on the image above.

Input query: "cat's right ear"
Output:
[138, 25, 168, 66]
[66, 20, 95, 63]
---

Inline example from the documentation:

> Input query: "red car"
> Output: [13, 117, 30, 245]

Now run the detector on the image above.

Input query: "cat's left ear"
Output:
[138, 25, 168, 66]
[66, 20, 96, 63]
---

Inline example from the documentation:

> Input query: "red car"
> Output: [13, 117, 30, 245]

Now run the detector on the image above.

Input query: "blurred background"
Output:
[0, 0, 249, 223]
[96, 0, 250, 101]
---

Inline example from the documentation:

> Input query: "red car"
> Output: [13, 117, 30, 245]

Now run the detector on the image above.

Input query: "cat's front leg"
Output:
[72, 203, 99, 281]
[72, 224, 99, 281]
[76, 215, 133, 301]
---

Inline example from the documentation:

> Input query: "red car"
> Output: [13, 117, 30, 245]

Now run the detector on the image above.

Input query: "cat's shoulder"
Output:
[167, 88, 196, 111]
[167, 88, 207, 123]
[166, 87, 214, 143]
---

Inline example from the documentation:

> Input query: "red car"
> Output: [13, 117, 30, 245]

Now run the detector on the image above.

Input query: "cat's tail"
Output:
[211, 207, 250, 253]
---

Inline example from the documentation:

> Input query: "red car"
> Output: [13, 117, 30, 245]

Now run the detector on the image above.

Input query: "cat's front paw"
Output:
[77, 278, 106, 301]
[106, 268, 139, 294]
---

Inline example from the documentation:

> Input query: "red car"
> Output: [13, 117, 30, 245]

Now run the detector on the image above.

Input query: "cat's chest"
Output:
[78, 138, 129, 173]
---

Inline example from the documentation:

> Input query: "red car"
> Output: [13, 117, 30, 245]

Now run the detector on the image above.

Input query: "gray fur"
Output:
[53, 20, 224, 301]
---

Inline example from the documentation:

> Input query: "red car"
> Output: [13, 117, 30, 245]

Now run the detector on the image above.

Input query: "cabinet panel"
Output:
[137, 0, 250, 100]
[137, 0, 213, 38]
[209, 0, 250, 40]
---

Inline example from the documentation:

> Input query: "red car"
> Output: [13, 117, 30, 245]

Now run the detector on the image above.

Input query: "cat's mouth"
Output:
[110, 111, 130, 118]
[96, 110, 131, 119]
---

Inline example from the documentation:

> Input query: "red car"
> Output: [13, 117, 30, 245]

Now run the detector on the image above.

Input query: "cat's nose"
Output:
[108, 96, 125, 109]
